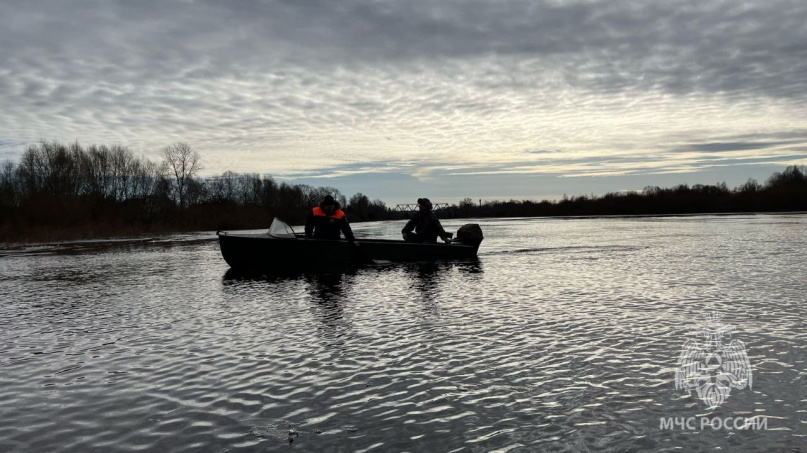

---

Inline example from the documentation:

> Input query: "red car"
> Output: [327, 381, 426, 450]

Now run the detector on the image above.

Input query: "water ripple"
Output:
[1, 215, 806, 451]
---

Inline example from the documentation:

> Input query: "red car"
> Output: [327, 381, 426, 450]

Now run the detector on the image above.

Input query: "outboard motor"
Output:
[455, 224, 484, 251]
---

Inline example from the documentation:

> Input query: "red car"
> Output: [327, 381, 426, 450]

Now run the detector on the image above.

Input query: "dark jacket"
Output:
[305, 202, 356, 242]
[402, 212, 448, 243]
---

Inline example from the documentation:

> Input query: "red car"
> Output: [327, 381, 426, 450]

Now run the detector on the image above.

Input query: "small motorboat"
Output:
[217, 219, 483, 270]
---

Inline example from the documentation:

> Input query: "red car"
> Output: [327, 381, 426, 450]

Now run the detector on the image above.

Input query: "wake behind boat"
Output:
[217, 219, 483, 270]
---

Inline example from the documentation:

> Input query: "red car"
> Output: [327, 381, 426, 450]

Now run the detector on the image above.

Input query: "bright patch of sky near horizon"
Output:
[1, 0, 807, 202]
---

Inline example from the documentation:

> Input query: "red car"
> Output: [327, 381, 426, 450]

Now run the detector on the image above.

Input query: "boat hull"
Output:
[217, 233, 480, 270]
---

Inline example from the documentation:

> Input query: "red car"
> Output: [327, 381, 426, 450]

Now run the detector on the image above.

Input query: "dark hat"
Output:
[322, 195, 335, 204]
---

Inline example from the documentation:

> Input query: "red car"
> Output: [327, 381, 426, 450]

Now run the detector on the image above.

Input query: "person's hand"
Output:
[442, 236, 451, 244]
[352, 241, 361, 247]
[402, 232, 410, 240]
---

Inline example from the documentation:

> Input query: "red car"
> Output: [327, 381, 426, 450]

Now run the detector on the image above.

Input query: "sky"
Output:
[2, 0, 807, 205]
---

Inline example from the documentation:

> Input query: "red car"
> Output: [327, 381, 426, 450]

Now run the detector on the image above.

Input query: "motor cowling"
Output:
[455, 224, 484, 249]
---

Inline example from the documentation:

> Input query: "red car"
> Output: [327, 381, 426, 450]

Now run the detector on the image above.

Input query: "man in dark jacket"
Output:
[305, 195, 358, 244]
[402, 198, 450, 244]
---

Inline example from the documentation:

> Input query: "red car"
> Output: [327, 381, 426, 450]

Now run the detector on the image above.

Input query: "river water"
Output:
[1, 215, 806, 452]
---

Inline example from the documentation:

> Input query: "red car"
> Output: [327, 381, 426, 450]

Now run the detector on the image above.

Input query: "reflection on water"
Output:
[1, 215, 806, 452]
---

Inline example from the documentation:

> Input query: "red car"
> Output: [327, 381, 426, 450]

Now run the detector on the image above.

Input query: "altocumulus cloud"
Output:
[1, 0, 807, 199]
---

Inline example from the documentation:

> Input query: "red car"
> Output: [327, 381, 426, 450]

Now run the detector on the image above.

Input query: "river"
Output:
[1, 214, 805, 452]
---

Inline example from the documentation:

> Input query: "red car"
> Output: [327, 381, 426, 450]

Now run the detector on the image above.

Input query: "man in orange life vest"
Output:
[304, 195, 359, 246]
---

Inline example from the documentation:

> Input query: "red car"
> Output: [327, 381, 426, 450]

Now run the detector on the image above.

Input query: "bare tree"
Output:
[160, 142, 201, 209]
[0, 160, 16, 208]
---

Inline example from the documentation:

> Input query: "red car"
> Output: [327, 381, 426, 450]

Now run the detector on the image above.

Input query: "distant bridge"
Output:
[392, 203, 452, 212]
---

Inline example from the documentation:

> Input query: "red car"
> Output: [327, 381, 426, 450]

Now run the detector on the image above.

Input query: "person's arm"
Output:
[435, 218, 450, 242]
[401, 215, 417, 234]
[339, 218, 356, 243]
[304, 212, 314, 238]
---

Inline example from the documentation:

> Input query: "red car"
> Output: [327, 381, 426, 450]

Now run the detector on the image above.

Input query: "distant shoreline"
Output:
[2, 142, 805, 245]
[463, 210, 807, 221]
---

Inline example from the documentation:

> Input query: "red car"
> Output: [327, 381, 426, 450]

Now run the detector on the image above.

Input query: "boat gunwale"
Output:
[216, 232, 479, 249]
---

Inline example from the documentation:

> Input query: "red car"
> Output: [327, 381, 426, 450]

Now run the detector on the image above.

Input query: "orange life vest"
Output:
[312, 207, 345, 219]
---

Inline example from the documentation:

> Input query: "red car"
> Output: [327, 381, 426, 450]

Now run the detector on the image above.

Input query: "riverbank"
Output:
[3, 144, 805, 245]
[0, 207, 270, 245]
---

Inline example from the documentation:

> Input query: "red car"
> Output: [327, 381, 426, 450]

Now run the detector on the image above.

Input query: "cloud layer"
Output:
[2, 0, 806, 198]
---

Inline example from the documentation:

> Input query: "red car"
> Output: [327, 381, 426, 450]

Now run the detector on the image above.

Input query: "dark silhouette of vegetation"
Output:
[433, 166, 807, 219]
[1, 139, 805, 243]
[0, 140, 379, 243]
[161, 142, 201, 209]
[344, 193, 387, 221]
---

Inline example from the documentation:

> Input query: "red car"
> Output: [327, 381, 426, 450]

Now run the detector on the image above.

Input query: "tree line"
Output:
[1, 140, 805, 243]
[443, 165, 807, 218]
[0, 141, 386, 242]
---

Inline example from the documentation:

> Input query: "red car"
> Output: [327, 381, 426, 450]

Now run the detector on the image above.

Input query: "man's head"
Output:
[321, 195, 336, 213]
[417, 197, 432, 213]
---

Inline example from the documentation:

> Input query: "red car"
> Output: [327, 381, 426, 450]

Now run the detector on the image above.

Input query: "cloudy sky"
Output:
[2, 0, 806, 203]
